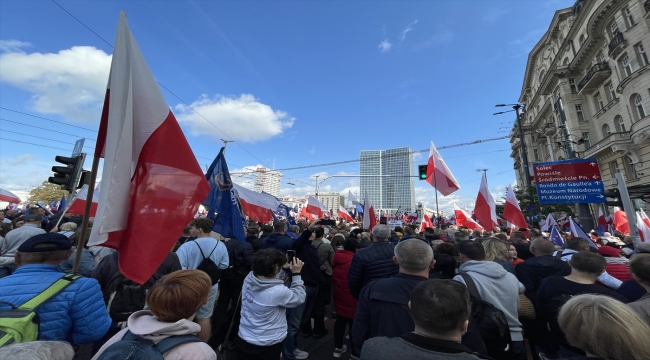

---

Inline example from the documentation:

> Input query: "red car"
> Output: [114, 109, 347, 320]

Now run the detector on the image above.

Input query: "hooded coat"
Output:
[454, 260, 525, 342]
[91, 310, 216, 360]
[515, 255, 572, 303]
[331, 249, 358, 318]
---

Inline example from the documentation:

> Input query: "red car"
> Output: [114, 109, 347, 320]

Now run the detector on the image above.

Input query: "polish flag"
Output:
[362, 191, 376, 230]
[338, 206, 354, 222]
[88, 13, 210, 284]
[420, 214, 434, 232]
[473, 173, 498, 230]
[502, 187, 527, 229]
[233, 184, 281, 224]
[638, 210, 650, 242]
[597, 207, 608, 234]
[426, 141, 460, 196]
[453, 203, 483, 231]
[540, 213, 556, 232]
[612, 207, 630, 235]
[0, 188, 20, 204]
[66, 184, 100, 217]
[305, 196, 326, 218]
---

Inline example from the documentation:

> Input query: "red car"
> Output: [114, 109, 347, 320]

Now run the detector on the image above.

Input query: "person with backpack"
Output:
[0, 233, 111, 346]
[536, 251, 628, 358]
[175, 218, 229, 341]
[92, 269, 216, 360]
[453, 240, 526, 360]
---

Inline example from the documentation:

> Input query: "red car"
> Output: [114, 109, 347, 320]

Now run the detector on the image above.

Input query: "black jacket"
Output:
[261, 232, 295, 253]
[348, 242, 399, 299]
[513, 242, 534, 261]
[352, 273, 428, 353]
[291, 229, 321, 287]
[516, 255, 571, 303]
[224, 238, 253, 278]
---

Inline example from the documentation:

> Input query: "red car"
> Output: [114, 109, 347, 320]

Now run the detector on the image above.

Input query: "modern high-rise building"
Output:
[360, 147, 415, 213]
[253, 167, 282, 198]
[316, 192, 344, 213]
[511, 0, 649, 203]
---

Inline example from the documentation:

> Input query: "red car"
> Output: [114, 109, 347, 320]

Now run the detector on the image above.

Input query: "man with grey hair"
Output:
[348, 224, 399, 299]
[351, 239, 435, 358]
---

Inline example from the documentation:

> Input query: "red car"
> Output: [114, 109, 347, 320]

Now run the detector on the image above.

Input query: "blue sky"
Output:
[0, 0, 574, 213]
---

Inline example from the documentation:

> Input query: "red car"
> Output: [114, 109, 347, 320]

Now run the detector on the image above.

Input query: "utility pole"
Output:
[495, 104, 531, 189]
[220, 139, 234, 154]
[477, 169, 489, 185]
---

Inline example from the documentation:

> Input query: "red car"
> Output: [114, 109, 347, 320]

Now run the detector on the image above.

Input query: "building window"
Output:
[602, 124, 611, 137]
[563, 57, 570, 65]
[623, 7, 635, 28]
[582, 132, 591, 149]
[599, 51, 606, 63]
[608, 83, 616, 101]
[609, 160, 621, 178]
[569, 78, 577, 93]
[615, 115, 626, 132]
[579, 34, 585, 45]
[625, 156, 638, 180]
[576, 105, 585, 122]
[636, 43, 649, 67]
[594, 93, 604, 110]
[635, 94, 647, 119]
[622, 55, 633, 77]
[533, 149, 539, 161]
[610, 21, 619, 36]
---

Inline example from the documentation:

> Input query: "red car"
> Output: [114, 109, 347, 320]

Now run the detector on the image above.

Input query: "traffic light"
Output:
[603, 188, 623, 207]
[48, 154, 85, 191]
[418, 165, 428, 180]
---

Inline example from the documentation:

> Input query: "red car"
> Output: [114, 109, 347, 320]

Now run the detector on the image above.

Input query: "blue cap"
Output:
[17, 233, 72, 253]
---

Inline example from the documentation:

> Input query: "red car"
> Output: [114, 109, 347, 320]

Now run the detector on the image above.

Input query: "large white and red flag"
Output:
[473, 173, 498, 230]
[612, 207, 630, 235]
[420, 214, 434, 232]
[232, 184, 280, 224]
[0, 188, 20, 204]
[453, 203, 483, 231]
[540, 213, 556, 232]
[88, 13, 210, 284]
[362, 191, 376, 230]
[426, 141, 460, 196]
[636, 210, 650, 242]
[66, 184, 100, 217]
[338, 206, 354, 222]
[305, 196, 326, 218]
[502, 186, 527, 229]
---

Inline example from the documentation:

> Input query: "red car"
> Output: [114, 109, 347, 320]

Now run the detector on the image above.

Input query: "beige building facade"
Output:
[511, 0, 650, 203]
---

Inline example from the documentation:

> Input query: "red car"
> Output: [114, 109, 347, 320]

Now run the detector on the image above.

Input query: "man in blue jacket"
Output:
[0, 233, 111, 344]
[262, 221, 296, 252]
[348, 224, 399, 299]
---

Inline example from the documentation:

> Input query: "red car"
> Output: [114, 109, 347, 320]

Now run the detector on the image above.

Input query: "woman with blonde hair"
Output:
[482, 238, 515, 274]
[558, 294, 650, 360]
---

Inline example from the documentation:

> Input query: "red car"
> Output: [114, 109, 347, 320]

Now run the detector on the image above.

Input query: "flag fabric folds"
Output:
[0, 188, 20, 204]
[88, 13, 210, 284]
[425, 141, 460, 196]
[613, 207, 630, 235]
[638, 210, 650, 242]
[453, 203, 483, 231]
[420, 214, 434, 232]
[597, 207, 608, 235]
[305, 196, 326, 218]
[233, 184, 281, 224]
[569, 217, 597, 249]
[348, 191, 361, 206]
[473, 173, 498, 230]
[67, 184, 99, 217]
[362, 191, 376, 231]
[57, 194, 67, 214]
[338, 206, 354, 222]
[204, 147, 246, 243]
[549, 225, 564, 246]
[540, 213, 557, 232]
[502, 187, 527, 229]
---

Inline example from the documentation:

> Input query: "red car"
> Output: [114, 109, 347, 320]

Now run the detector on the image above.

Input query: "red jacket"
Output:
[331, 249, 358, 318]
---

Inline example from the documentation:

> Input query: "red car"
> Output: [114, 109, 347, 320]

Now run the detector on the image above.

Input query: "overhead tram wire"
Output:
[0, 138, 76, 152]
[50, 0, 267, 167]
[0, 107, 98, 132]
[1, 129, 93, 148]
[0, 118, 98, 142]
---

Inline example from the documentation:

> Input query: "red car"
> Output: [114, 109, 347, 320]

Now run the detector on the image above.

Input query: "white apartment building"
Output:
[253, 167, 282, 198]
[511, 0, 650, 204]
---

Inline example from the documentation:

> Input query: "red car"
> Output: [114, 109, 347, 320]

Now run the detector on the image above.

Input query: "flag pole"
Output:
[71, 155, 100, 274]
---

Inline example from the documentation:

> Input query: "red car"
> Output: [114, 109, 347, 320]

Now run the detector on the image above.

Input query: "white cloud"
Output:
[398, 20, 418, 45]
[175, 94, 295, 143]
[0, 43, 111, 123]
[378, 39, 393, 53]
[0, 154, 54, 191]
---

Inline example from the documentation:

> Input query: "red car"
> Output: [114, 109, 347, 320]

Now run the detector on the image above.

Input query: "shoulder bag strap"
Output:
[193, 240, 207, 260]
[315, 242, 327, 266]
[207, 241, 219, 258]
[459, 272, 481, 300]
[19, 274, 81, 311]
[155, 334, 202, 354]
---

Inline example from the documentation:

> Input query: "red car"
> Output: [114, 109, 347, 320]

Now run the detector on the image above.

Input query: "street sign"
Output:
[533, 158, 606, 205]
[72, 138, 85, 157]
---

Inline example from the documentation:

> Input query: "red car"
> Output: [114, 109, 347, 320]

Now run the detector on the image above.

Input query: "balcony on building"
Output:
[582, 131, 632, 158]
[577, 62, 611, 94]
[608, 32, 626, 57]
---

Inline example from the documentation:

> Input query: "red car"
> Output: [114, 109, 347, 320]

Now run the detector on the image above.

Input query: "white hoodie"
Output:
[238, 271, 306, 346]
[92, 311, 216, 360]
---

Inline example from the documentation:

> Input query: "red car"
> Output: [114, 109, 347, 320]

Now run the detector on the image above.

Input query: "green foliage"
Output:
[28, 181, 68, 204]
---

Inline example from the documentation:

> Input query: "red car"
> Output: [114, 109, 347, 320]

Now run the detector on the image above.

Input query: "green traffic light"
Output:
[420, 174, 426, 179]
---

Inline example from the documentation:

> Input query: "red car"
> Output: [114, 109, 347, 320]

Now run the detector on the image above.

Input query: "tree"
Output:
[28, 181, 68, 204]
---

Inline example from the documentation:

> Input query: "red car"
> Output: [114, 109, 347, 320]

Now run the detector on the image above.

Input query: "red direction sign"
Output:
[533, 159, 602, 184]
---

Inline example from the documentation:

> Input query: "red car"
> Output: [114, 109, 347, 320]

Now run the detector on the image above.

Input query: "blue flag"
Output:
[549, 226, 564, 247]
[204, 147, 246, 243]
[271, 210, 280, 223]
[49, 199, 58, 209]
[281, 204, 297, 226]
[276, 204, 288, 217]
[58, 194, 67, 213]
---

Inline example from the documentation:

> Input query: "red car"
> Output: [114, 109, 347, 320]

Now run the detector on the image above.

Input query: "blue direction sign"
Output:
[72, 138, 85, 157]
[533, 158, 606, 205]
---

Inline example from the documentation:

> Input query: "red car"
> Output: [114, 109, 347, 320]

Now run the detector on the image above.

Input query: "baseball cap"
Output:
[17, 233, 72, 253]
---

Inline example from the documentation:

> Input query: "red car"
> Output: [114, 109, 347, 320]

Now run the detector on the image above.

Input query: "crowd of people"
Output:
[1, 206, 650, 360]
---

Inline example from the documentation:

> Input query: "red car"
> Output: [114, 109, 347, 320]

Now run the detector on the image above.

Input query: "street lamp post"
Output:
[495, 104, 531, 192]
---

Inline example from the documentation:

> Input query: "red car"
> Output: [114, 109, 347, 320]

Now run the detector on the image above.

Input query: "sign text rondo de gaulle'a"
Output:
[533, 158, 606, 205]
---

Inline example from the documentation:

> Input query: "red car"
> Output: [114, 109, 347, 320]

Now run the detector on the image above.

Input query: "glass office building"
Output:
[360, 147, 415, 214]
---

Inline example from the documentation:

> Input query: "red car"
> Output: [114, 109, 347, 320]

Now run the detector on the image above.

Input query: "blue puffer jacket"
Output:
[0, 264, 111, 343]
[347, 242, 399, 299]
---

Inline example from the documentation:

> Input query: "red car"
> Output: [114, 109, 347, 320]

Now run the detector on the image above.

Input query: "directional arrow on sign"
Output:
[590, 162, 596, 166]
[597, 195, 605, 198]
[594, 181, 601, 185]
[592, 175, 600, 179]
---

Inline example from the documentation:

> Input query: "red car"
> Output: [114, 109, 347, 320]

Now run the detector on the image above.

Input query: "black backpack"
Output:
[96, 330, 202, 360]
[105, 272, 158, 323]
[459, 272, 512, 355]
[194, 241, 221, 285]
